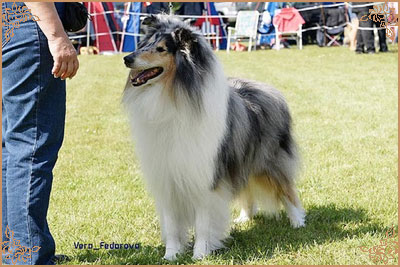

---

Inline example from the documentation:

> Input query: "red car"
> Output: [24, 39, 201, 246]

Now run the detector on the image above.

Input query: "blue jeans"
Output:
[2, 2, 66, 265]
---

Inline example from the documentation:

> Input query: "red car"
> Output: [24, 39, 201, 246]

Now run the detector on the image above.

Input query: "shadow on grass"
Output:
[221, 204, 394, 264]
[61, 204, 394, 265]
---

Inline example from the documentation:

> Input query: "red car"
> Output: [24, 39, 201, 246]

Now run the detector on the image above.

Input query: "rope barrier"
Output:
[347, 2, 386, 9]
[296, 2, 385, 12]
[72, 25, 392, 42]
[88, 2, 388, 20]
[69, 31, 227, 41]
[90, 10, 237, 19]
[299, 22, 388, 33]
[296, 3, 345, 12]
[75, 3, 396, 50]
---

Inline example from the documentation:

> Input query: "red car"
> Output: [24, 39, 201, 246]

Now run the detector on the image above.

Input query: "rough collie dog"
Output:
[122, 15, 305, 260]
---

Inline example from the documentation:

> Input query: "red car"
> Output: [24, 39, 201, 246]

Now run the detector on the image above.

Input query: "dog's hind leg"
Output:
[253, 174, 305, 228]
[281, 185, 305, 228]
[268, 148, 305, 227]
[234, 182, 257, 223]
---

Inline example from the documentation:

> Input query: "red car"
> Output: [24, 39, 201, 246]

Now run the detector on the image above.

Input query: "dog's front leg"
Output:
[193, 206, 212, 259]
[193, 197, 230, 260]
[161, 208, 185, 261]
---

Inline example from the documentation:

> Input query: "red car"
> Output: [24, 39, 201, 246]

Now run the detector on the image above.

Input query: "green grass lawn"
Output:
[50, 45, 398, 265]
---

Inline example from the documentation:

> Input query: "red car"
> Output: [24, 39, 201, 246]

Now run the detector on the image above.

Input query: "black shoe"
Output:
[380, 49, 388, 53]
[355, 50, 364, 54]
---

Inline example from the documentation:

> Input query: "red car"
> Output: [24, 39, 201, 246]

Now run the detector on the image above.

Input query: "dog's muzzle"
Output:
[124, 54, 135, 68]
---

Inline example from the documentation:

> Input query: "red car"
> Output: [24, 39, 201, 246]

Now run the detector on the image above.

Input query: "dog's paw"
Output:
[233, 214, 250, 224]
[284, 200, 306, 228]
[163, 251, 178, 261]
[234, 208, 254, 224]
[192, 241, 211, 260]
[290, 218, 306, 228]
[192, 253, 205, 260]
[289, 210, 306, 228]
[192, 250, 210, 260]
[163, 242, 185, 261]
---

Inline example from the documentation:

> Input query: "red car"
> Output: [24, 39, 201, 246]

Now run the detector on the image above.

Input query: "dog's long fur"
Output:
[122, 15, 305, 260]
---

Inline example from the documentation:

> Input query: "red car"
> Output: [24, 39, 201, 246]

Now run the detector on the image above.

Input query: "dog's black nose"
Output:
[124, 55, 134, 67]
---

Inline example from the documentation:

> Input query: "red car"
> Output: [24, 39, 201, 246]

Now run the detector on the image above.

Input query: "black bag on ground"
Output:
[62, 2, 90, 32]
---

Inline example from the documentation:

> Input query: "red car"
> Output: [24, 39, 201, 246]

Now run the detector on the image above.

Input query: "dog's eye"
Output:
[156, 47, 166, 52]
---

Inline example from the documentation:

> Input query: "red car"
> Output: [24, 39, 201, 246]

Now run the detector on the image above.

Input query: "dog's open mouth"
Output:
[130, 67, 164, 86]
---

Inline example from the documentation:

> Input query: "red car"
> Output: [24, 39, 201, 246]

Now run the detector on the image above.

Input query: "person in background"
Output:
[352, 2, 375, 53]
[373, 20, 388, 52]
[373, 2, 388, 52]
[2, 2, 78, 265]
[388, 1, 398, 43]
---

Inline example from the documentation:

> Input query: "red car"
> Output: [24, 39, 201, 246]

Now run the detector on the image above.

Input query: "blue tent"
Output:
[121, 2, 142, 52]
[121, 2, 227, 51]
[206, 2, 227, 50]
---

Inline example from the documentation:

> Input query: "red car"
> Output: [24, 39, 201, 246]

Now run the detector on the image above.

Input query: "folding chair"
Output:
[273, 7, 304, 50]
[317, 6, 348, 47]
[227, 11, 260, 52]
[325, 27, 343, 46]
[274, 24, 303, 50]
[200, 20, 220, 50]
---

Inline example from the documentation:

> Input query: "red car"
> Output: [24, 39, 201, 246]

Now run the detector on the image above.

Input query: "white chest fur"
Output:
[123, 66, 229, 197]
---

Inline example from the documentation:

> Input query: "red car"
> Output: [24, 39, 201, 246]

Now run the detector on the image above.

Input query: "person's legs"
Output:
[2, 103, 9, 246]
[355, 10, 366, 53]
[355, 28, 364, 53]
[2, 2, 66, 265]
[358, 13, 375, 53]
[374, 20, 388, 52]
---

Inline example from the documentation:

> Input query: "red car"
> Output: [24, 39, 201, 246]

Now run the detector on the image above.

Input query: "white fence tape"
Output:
[69, 31, 220, 41]
[73, 2, 395, 48]
[296, 2, 385, 12]
[90, 10, 237, 19]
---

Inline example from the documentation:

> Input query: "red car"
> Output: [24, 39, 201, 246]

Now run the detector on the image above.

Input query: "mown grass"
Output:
[50, 44, 398, 265]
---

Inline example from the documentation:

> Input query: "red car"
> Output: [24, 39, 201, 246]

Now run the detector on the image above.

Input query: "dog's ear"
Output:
[142, 15, 159, 28]
[173, 28, 196, 50]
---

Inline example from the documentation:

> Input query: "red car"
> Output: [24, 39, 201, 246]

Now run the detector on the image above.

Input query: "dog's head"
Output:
[123, 15, 214, 105]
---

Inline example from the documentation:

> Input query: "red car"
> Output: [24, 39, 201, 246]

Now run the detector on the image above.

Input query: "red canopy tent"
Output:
[86, 2, 120, 52]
